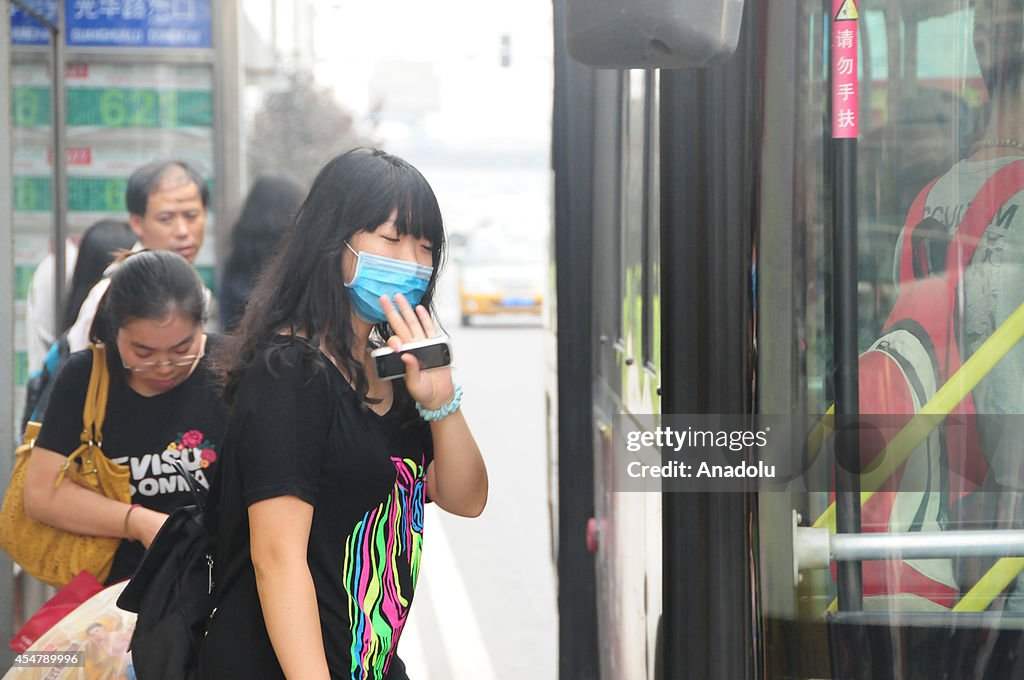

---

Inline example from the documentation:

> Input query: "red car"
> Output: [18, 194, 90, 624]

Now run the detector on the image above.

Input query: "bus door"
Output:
[763, 0, 1024, 676]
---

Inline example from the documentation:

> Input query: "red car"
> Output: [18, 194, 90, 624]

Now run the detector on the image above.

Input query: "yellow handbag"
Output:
[0, 344, 131, 588]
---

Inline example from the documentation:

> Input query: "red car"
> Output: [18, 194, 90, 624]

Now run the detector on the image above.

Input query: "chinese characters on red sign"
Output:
[832, 0, 859, 139]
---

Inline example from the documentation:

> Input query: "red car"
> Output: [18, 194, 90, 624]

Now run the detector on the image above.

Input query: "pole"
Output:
[214, 0, 242, 278]
[52, 0, 68, 332]
[830, 0, 863, 612]
[1, 0, 18, 667]
[831, 531, 1024, 561]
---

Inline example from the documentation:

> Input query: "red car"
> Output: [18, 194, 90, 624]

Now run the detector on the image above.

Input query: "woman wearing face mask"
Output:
[198, 148, 488, 680]
[24, 249, 227, 585]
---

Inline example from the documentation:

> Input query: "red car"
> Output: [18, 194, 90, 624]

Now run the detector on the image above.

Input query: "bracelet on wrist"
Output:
[416, 384, 463, 422]
[123, 503, 141, 537]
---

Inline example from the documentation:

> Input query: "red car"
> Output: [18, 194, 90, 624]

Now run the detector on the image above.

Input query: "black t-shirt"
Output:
[198, 336, 433, 680]
[35, 336, 228, 585]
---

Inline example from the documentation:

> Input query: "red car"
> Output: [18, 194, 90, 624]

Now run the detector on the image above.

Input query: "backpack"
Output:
[854, 158, 1024, 607]
[20, 334, 70, 438]
[117, 460, 213, 680]
[116, 463, 415, 680]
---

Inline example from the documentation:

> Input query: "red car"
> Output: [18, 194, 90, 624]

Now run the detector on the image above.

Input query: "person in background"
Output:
[901, 0, 1024, 494]
[25, 250, 228, 585]
[885, 0, 1024, 608]
[65, 160, 217, 354]
[60, 220, 136, 335]
[199, 148, 488, 680]
[219, 176, 305, 332]
[24, 239, 77, 372]
[21, 220, 135, 433]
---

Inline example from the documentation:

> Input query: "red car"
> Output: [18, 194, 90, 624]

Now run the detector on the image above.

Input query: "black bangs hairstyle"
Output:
[218, 147, 447, 408]
[90, 249, 207, 379]
[61, 219, 135, 331]
[223, 175, 305, 286]
[220, 175, 306, 331]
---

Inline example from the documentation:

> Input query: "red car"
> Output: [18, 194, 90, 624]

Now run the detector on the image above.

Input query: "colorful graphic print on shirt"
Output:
[343, 456, 427, 679]
[110, 428, 218, 497]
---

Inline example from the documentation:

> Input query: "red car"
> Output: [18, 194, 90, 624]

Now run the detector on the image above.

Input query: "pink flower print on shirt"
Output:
[166, 431, 218, 473]
[181, 430, 204, 449]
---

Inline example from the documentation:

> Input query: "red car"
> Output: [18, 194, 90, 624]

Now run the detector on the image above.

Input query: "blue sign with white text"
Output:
[10, 1, 212, 48]
[10, 0, 57, 45]
[66, 0, 212, 48]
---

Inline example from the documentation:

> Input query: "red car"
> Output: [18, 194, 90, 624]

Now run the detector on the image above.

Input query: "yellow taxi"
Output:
[458, 227, 545, 326]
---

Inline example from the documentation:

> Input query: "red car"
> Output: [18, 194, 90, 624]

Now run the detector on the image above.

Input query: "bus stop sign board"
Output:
[11, 0, 212, 48]
[10, 0, 56, 44]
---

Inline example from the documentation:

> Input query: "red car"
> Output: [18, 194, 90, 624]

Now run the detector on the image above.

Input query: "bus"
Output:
[548, 0, 1024, 677]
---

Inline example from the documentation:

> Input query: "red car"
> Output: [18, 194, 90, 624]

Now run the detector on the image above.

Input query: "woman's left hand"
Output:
[380, 293, 454, 410]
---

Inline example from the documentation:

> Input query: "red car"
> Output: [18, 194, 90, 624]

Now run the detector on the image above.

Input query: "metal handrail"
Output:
[834, 530, 1024, 561]
[795, 527, 1024, 570]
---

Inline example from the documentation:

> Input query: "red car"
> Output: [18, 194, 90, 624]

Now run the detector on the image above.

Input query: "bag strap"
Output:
[900, 176, 942, 285]
[170, 459, 209, 510]
[57, 344, 111, 486]
[901, 159, 1024, 286]
[81, 344, 110, 445]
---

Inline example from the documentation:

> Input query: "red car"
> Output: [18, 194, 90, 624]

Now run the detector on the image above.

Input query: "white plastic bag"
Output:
[4, 581, 136, 680]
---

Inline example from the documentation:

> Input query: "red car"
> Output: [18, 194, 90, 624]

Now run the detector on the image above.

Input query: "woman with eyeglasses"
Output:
[24, 249, 227, 585]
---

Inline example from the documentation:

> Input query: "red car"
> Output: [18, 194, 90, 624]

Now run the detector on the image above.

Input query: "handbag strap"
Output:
[81, 344, 110, 446]
[57, 344, 111, 486]
[170, 459, 209, 510]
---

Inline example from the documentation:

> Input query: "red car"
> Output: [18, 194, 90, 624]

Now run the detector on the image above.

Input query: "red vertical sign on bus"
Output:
[832, 0, 859, 139]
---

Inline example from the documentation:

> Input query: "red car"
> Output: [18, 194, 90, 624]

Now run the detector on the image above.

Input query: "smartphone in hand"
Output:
[371, 336, 453, 381]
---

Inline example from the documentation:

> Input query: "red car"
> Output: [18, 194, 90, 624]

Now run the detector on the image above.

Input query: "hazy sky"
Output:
[297, 0, 552, 153]
[241, 0, 553, 234]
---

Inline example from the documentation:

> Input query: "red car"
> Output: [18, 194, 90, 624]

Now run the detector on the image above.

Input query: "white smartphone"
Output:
[371, 336, 453, 381]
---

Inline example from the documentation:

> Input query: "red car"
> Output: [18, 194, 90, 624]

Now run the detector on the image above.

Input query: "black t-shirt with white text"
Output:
[35, 336, 227, 585]
[198, 336, 433, 680]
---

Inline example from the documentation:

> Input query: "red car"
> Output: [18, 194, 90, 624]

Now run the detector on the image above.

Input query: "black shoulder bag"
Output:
[117, 460, 215, 680]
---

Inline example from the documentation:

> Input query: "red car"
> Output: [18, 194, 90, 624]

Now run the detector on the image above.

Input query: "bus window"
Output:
[619, 70, 645, 375]
[642, 69, 660, 377]
[761, 0, 1024, 675]
[592, 70, 625, 388]
[858, 3, 982, 342]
